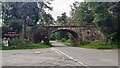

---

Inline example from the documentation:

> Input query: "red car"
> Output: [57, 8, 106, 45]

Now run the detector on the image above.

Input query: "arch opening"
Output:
[49, 29, 80, 45]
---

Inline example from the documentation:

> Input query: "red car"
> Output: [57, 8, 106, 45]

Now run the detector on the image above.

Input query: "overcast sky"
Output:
[46, 0, 84, 20]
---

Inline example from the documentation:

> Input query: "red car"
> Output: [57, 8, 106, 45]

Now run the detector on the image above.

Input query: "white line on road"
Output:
[51, 47, 90, 68]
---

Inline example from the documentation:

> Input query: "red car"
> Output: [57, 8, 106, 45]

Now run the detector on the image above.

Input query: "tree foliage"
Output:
[56, 12, 68, 25]
[2, 2, 54, 31]
[70, 2, 120, 43]
[2, 2, 54, 44]
[53, 12, 69, 40]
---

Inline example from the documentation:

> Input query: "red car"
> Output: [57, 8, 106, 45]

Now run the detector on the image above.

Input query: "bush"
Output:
[82, 40, 91, 45]
[61, 38, 66, 42]
[90, 40, 106, 45]
[9, 38, 27, 47]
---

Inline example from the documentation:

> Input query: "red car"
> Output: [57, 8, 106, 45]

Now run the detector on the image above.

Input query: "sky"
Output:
[46, 0, 84, 20]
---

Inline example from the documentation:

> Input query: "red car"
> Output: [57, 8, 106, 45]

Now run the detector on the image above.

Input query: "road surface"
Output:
[2, 41, 118, 67]
[2, 48, 82, 66]
[50, 41, 118, 66]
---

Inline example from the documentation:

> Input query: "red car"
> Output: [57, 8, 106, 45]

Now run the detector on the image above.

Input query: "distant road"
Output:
[50, 41, 118, 66]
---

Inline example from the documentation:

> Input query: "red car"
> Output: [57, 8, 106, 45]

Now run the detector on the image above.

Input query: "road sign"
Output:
[4, 32, 19, 37]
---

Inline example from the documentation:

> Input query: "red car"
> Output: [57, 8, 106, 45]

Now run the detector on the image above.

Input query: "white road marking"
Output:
[51, 47, 90, 68]
[35, 51, 41, 54]
[51, 48, 62, 56]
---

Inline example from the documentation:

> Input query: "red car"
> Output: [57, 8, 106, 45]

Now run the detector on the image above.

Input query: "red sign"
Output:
[4, 32, 19, 37]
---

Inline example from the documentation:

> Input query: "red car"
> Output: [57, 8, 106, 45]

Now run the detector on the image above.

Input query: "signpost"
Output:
[4, 32, 19, 38]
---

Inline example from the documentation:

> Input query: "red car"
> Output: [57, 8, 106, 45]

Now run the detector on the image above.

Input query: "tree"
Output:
[91, 2, 119, 42]
[110, 2, 120, 43]
[54, 12, 69, 40]
[70, 2, 120, 43]
[2, 2, 40, 25]
[70, 2, 94, 24]
[2, 2, 41, 38]
[56, 12, 68, 25]
[2, 2, 54, 38]
[43, 13, 54, 26]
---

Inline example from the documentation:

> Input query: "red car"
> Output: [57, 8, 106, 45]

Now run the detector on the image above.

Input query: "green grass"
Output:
[79, 40, 120, 49]
[79, 43, 119, 49]
[0, 43, 53, 50]
[62, 41, 72, 46]
[60, 40, 120, 49]
[57, 39, 72, 45]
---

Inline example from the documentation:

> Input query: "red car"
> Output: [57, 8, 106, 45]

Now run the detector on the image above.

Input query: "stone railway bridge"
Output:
[43, 25, 104, 44]
[27, 25, 104, 44]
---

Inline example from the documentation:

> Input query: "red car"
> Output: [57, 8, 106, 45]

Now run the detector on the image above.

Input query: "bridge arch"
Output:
[49, 29, 78, 38]
[49, 29, 79, 44]
[47, 28, 81, 45]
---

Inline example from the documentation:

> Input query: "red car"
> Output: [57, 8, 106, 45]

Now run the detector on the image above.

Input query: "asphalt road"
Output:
[50, 41, 118, 66]
[2, 48, 81, 66]
[2, 41, 118, 67]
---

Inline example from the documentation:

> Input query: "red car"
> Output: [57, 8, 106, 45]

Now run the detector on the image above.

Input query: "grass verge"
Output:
[60, 40, 120, 49]
[57, 40, 73, 46]
[0, 43, 52, 50]
[79, 43, 119, 49]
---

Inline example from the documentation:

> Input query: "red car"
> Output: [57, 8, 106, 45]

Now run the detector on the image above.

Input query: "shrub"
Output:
[82, 40, 91, 45]
[80, 40, 119, 49]
[61, 38, 66, 42]
[9, 38, 27, 47]
[90, 40, 106, 45]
